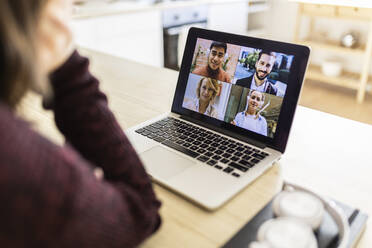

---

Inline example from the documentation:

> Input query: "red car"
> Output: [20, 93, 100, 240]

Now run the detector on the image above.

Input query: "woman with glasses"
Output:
[231, 90, 268, 136]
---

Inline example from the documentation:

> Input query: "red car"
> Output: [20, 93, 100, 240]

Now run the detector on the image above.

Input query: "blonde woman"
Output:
[0, 0, 160, 246]
[231, 90, 268, 136]
[184, 77, 219, 118]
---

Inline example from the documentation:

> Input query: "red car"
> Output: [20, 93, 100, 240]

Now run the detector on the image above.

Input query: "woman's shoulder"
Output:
[0, 103, 62, 164]
[234, 111, 245, 120]
[183, 98, 198, 109]
[257, 114, 267, 123]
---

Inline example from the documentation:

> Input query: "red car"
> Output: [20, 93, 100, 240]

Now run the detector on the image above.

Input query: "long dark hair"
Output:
[0, 0, 48, 108]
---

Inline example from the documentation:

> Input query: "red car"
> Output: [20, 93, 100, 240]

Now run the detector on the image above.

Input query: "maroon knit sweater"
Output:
[0, 51, 161, 247]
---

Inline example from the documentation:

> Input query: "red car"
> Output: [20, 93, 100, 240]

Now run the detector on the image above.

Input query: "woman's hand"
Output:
[33, 0, 75, 97]
[38, 0, 75, 73]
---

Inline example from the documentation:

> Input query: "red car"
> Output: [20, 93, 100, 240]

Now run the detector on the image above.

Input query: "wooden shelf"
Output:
[306, 65, 360, 89]
[294, 2, 372, 102]
[296, 39, 366, 56]
[299, 3, 372, 20]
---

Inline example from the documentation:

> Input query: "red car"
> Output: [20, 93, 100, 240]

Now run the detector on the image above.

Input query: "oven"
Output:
[162, 5, 208, 70]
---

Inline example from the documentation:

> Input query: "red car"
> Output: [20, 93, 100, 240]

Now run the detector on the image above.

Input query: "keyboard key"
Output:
[204, 152, 214, 157]
[186, 138, 194, 143]
[260, 152, 269, 157]
[197, 156, 209, 162]
[154, 137, 165, 143]
[207, 147, 216, 152]
[251, 158, 260, 164]
[230, 156, 239, 161]
[232, 172, 240, 178]
[183, 143, 191, 147]
[135, 128, 147, 134]
[226, 148, 235, 153]
[215, 165, 223, 170]
[244, 150, 253, 155]
[222, 153, 232, 159]
[207, 160, 217, 166]
[147, 134, 157, 139]
[193, 141, 201, 146]
[156, 132, 165, 137]
[220, 145, 227, 150]
[228, 144, 237, 149]
[200, 144, 208, 148]
[234, 151, 243, 157]
[252, 153, 265, 160]
[223, 167, 234, 173]
[212, 155, 222, 160]
[150, 124, 162, 129]
[214, 149, 224, 155]
[220, 158, 229, 164]
[141, 131, 151, 136]
[221, 141, 229, 146]
[197, 148, 206, 154]
[242, 155, 252, 161]
[239, 159, 254, 168]
[228, 162, 248, 172]
[176, 140, 185, 145]
[236, 146, 245, 152]
[190, 145, 198, 151]
[161, 140, 199, 158]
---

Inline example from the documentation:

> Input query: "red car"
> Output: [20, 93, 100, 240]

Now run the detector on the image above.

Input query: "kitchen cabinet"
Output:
[294, 2, 372, 103]
[71, 10, 163, 67]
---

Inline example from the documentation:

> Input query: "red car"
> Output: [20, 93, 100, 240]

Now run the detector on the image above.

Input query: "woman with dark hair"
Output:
[0, 0, 161, 247]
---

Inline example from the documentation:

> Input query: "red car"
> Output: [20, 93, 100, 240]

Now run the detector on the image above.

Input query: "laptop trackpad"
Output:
[140, 145, 195, 180]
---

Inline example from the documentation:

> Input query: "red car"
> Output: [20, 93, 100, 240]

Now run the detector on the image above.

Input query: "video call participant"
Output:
[184, 77, 219, 118]
[231, 90, 268, 136]
[236, 50, 278, 96]
[193, 41, 231, 83]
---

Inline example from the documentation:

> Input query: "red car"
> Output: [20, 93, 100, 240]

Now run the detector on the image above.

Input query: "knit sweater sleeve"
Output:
[0, 50, 161, 247]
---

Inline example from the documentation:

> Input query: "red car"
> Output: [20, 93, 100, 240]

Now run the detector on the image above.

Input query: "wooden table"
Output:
[20, 49, 372, 247]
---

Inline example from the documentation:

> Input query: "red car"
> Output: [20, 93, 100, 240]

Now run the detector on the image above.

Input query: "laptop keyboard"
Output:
[135, 117, 269, 178]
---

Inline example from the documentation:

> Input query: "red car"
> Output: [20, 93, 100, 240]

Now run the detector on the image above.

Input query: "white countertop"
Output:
[290, 0, 372, 9]
[73, 0, 250, 19]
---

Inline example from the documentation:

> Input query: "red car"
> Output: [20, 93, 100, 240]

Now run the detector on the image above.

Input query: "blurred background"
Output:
[72, 0, 372, 125]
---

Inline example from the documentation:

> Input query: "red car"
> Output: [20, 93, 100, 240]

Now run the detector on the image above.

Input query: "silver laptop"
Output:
[127, 28, 310, 210]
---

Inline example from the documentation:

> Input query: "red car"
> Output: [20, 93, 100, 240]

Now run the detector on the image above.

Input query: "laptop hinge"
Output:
[180, 115, 266, 149]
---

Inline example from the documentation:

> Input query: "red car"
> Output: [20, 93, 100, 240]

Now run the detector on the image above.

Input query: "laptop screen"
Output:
[172, 28, 309, 153]
[182, 38, 294, 139]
